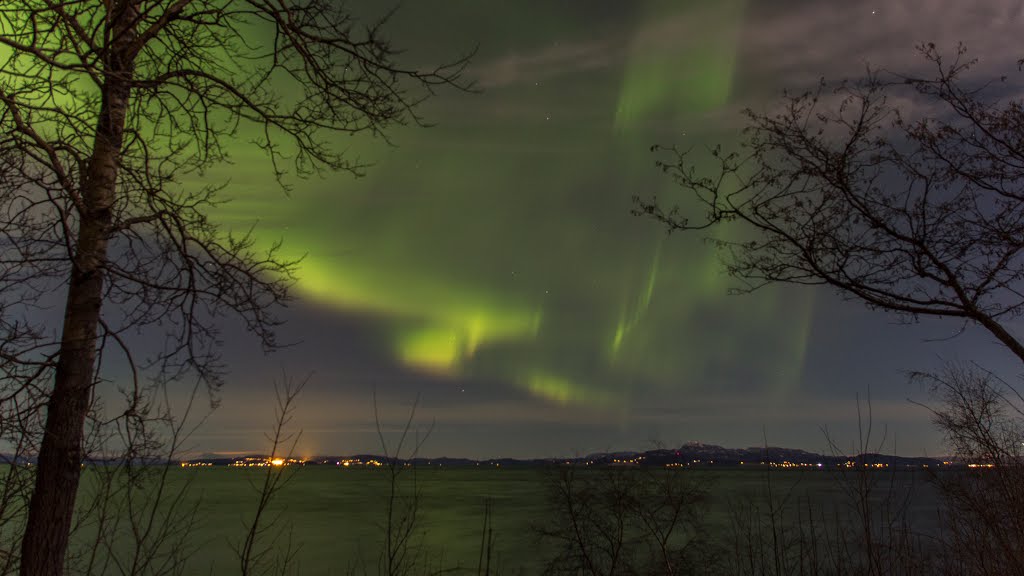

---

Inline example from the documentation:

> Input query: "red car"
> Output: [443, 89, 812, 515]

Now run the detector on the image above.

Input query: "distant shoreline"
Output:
[175, 443, 959, 469]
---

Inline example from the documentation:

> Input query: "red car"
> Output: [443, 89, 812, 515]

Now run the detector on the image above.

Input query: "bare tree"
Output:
[636, 44, 1024, 363]
[372, 395, 438, 576]
[237, 375, 305, 576]
[915, 363, 1024, 576]
[66, 379, 206, 576]
[636, 42, 1024, 575]
[537, 464, 708, 576]
[0, 2, 468, 574]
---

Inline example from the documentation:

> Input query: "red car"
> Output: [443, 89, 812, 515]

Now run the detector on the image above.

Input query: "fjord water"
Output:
[73, 467, 942, 575]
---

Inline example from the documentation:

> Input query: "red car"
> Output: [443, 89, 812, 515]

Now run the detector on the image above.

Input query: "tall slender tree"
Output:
[0, 2, 468, 574]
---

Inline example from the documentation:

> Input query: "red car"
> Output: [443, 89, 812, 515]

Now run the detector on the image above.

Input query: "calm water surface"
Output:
[71, 467, 943, 575]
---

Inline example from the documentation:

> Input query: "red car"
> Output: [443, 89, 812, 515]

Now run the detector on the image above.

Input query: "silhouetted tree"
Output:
[238, 375, 305, 576]
[638, 43, 1024, 575]
[538, 465, 709, 576]
[0, 2, 468, 574]
[915, 363, 1024, 575]
[637, 44, 1024, 364]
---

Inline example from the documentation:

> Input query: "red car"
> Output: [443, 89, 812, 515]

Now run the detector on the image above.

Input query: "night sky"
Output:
[170, 1, 1024, 458]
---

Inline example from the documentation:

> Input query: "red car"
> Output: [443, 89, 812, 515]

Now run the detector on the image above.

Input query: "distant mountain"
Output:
[178, 444, 949, 469]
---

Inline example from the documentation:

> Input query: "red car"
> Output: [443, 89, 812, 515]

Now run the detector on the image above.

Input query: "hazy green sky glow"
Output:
[188, 0, 1024, 458]
[205, 0, 813, 412]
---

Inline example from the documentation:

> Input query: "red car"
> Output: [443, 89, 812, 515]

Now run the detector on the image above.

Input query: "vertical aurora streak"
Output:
[615, 0, 748, 131]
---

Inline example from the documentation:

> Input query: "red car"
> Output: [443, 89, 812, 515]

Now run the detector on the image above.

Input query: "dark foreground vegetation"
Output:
[0, 364, 1018, 576]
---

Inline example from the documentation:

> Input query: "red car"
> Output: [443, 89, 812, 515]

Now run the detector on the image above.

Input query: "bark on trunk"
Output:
[19, 6, 136, 574]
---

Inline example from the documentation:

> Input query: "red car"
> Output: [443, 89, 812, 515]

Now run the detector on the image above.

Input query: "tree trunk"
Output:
[18, 249, 108, 576]
[19, 7, 135, 573]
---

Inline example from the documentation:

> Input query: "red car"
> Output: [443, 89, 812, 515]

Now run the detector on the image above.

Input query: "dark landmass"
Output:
[177, 442, 953, 469]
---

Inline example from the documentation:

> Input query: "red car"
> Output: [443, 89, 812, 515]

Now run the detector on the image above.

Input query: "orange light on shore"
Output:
[270, 458, 285, 467]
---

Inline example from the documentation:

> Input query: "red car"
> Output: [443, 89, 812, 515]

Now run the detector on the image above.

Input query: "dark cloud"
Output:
[739, 0, 1024, 96]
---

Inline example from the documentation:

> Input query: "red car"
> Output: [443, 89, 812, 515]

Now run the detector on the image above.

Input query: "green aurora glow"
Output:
[205, 0, 814, 411]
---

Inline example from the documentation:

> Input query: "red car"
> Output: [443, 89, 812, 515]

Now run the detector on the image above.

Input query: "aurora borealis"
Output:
[193, 1, 1024, 458]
